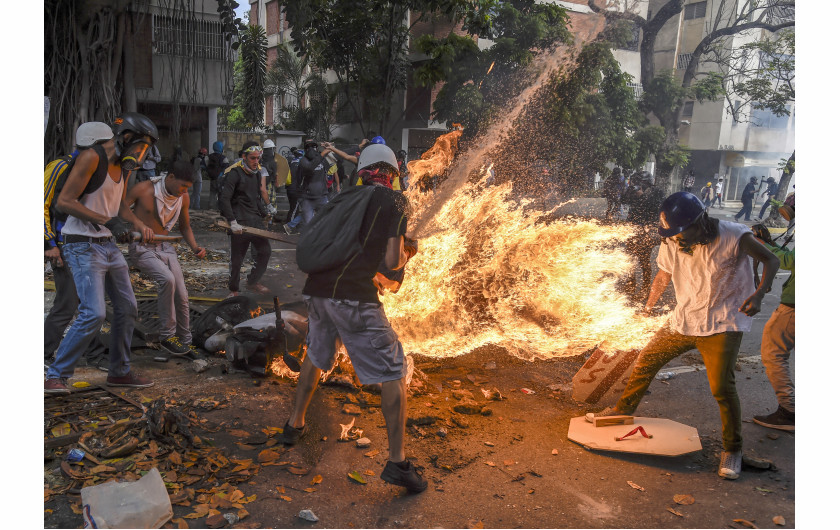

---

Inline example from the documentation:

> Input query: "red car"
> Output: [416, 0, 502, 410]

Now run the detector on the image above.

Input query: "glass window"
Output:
[682, 101, 694, 117]
[684, 2, 707, 21]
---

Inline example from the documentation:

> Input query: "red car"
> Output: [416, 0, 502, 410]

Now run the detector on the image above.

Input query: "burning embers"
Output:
[387, 136, 666, 360]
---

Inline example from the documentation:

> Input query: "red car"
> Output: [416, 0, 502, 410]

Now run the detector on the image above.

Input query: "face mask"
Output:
[304, 146, 318, 161]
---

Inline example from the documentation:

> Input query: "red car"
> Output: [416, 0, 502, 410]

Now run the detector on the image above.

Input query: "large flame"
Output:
[387, 137, 665, 360]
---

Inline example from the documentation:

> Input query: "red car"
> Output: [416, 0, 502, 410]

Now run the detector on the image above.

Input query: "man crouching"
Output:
[280, 144, 425, 493]
[125, 160, 206, 355]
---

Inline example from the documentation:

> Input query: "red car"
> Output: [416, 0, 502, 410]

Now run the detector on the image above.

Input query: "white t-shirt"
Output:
[656, 220, 754, 336]
[715, 182, 723, 195]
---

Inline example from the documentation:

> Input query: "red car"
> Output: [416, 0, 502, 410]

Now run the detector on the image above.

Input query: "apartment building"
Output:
[650, 0, 794, 200]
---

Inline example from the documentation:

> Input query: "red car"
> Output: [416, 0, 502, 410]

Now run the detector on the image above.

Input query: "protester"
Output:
[283, 149, 304, 235]
[206, 141, 229, 211]
[396, 149, 409, 191]
[588, 191, 780, 480]
[603, 167, 624, 220]
[751, 214, 795, 431]
[44, 122, 114, 367]
[45, 112, 159, 393]
[219, 141, 272, 296]
[136, 143, 161, 183]
[191, 147, 208, 209]
[734, 176, 759, 221]
[700, 181, 713, 209]
[260, 139, 278, 208]
[712, 177, 725, 208]
[620, 170, 665, 302]
[297, 139, 337, 225]
[682, 169, 695, 193]
[124, 160, 206, 355]
[281, 144, 426, 493]
[757, 176, 779, 220]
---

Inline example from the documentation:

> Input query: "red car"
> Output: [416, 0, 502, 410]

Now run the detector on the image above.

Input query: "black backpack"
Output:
[206, 153, 227, 180]
[296, 185, 376, 274]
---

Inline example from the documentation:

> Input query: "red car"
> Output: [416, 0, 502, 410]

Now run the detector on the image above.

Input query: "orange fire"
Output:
[250, 307, 264, 318]
[388, 140, 665, 360]
[405, 128, 463, 190]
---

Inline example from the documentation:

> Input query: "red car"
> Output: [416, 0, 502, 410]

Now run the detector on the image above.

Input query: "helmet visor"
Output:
[120, 136, 154, 171]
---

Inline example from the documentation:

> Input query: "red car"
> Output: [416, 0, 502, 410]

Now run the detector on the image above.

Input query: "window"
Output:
[684, 2, 707, 20]
[677, 53, 693, 70]
[682, 101, 694, 117]
[627, 82, 643, 101]
[751, 104, 791, 128]
[152, 14, 230, 61]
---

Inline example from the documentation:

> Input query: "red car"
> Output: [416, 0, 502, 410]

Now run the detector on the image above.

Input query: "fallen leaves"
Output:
[310, 475, 323, 485]
[667, 508, 684, 517]
[348, 471, 367, 484]
[626, 481, 645, 492]
[733, 519, 759, 528]
[257, 449, 280, 463]
[364, 449, 380, 458]
[773, 515, 786, 526]
[673, 494, 695, 505]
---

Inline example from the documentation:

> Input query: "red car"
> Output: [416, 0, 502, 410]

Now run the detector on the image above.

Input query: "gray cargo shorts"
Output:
[303, 295, 406, 385]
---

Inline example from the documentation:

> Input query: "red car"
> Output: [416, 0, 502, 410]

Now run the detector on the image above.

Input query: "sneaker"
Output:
[247, 282, 271, 295]
[106, 372, 154, 388]
[45, 378, 71, 394]
[381, 460, 428, 493]
[753, 405, 794, 432]
[160, 336, 190, 356]
[584, 406, 624, 423]
[718, 450, 742, 480]
[280, 421, 307, 446]
[283, 223, 299, 235]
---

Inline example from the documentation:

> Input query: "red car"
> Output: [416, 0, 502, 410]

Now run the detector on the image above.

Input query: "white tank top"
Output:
[62, 172, 125, 237]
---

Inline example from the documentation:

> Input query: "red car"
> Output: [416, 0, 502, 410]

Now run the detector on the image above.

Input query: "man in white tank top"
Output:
[588, 192, 780, 481]
[125, 160, 206, 356]
[45, 113, 159, 394]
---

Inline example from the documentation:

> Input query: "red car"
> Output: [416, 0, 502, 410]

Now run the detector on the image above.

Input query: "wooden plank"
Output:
[214, 218, 297, 245]
[594, 415, 634, 427]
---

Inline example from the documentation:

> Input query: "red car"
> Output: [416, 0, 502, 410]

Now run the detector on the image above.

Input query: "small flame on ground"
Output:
[250, 307, 264, 318]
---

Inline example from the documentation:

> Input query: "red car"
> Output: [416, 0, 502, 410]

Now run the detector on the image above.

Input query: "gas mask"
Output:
[115, 133, 154, 171]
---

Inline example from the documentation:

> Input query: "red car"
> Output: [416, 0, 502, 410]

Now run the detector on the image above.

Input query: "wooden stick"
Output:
[593, 415, 634, 427]
[214, 219, 297, 245]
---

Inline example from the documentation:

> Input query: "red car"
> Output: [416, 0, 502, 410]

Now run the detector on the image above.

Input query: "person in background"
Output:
[190, 147, 208, 209]
[206, 141, 229, 211]
[734, 176, 759, 222]
[682, 169, 695, 193]
[712, 177, 725, 208]
[136, 143, 161, 183]
[757, 177, 779, 220]
[700, 182, 713, 209]
[603, 167, 624, 221]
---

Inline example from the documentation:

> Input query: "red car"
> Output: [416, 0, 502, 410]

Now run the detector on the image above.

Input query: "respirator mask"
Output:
[115, 133, 154, 172]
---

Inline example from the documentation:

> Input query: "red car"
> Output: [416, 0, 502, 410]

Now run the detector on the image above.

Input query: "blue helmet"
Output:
[371, 135, 386, 145]
[212, 141, 224, 154]
[658, 192, 705, 237]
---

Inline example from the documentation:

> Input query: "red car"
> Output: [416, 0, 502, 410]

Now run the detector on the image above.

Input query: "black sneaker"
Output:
[161, 336, 190, 356]
[380, 460, 428, 493]
[753, 405, 794, 432]
[280, 421, 307, 445]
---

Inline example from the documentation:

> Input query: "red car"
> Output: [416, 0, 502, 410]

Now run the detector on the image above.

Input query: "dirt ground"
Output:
[43, 208, 795, 529]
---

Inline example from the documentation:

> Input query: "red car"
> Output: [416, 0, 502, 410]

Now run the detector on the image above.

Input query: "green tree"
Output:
[236, 24, 268, 127]
[587, 0, 795, 187]
[413, 0, 572, 136]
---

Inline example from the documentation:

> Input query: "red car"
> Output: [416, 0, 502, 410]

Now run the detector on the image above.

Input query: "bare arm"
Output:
[260, 174, 269, 204]
[643, 269, 672, 313]
[738, 233, 780, 316]
[322, 142, 358, 165]
[56, 150, 112, 225]
[384, 235, 407, 271]
[177, 195, 206, 258]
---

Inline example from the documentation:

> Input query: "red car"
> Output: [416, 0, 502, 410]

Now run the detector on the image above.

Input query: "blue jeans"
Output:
[46, 241, 137, 379]
[136, 169, 156, 182]
[191, 178, 202, 209]
[758, 198, 773, 219]
[300, 196, 329, 225]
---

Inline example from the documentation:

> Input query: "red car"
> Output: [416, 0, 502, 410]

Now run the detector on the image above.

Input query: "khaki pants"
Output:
[761, 305, 795, 412]
[615, 326, 744, 452]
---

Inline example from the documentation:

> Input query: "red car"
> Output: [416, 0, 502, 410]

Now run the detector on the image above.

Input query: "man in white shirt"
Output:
[589, 192, 779, 480]
[712, 177, 724, 208]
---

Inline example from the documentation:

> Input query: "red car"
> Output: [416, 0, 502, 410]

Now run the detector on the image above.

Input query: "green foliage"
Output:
[689, 72, 725, 102]
[237, 24, 267, 127]
[732, 30, 795, 117]
[266, 44, 335, 138]
[661, 143, 691, 171]
[640, 71, 686, 118]
[414, 0, 572, 133]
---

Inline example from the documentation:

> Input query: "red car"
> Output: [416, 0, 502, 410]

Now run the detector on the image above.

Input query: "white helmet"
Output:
[263, 139, 276, 149]
[357, 144, 398, 172]
[75, 122, 113, 147]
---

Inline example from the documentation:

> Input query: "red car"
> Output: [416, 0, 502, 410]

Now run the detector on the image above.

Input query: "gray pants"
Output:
[761, 304, 795, 412]
[128, 242, 192, 344]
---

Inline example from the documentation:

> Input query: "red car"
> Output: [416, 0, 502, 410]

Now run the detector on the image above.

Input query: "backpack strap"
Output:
[82, 144, 110, 195]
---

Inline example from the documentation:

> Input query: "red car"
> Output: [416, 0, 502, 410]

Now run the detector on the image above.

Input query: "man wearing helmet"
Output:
[281, 144, 426, 494]
[734, 176, 759, 221]
[297, 139, 338, 225]
[589, 192, 779, 480]
[45, 112, 159, 393]
[620, 170, 665, 302]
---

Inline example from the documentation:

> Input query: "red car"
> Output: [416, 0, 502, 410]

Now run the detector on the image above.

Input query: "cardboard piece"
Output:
[572, 348, 640, 407]
[567, 416, 701, 457]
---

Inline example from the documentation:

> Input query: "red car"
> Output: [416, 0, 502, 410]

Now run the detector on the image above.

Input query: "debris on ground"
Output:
[733, 518, 759, 528]
[773, 515, 786, 526]
[627, 481, 645, 492]
[298, 509, 319, 522]
[673, 494, 695, 505]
